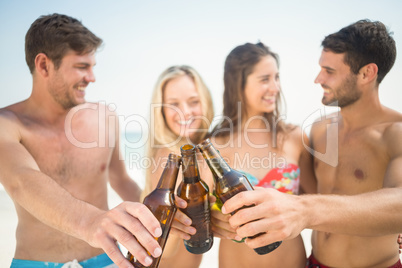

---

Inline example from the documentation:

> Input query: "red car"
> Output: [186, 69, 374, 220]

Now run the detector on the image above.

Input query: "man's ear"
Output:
[359, 63, 378, 84]
[34, 53, 51, 77]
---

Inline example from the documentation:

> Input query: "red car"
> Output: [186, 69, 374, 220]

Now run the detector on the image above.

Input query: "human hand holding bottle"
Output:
[170, 196, 197, 240]
[221, 187, 304, 250]
[126, 153, 182, 268]
[209, 195, 239, 241]
[197, 139, 282, 255]
[211, 207, 239, 241]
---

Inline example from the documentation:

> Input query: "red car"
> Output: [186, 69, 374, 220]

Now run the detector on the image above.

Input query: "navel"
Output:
[324, 232, 331, 240]
[354, 168, 365, 180]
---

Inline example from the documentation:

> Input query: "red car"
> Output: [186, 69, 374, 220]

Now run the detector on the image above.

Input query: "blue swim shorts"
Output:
[10, 253, 117, 268]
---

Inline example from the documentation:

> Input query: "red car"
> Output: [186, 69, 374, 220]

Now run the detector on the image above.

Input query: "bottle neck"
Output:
[181, 144, 201, 183]
[197, 140, 231, 179]
[157, 154, 181, 190]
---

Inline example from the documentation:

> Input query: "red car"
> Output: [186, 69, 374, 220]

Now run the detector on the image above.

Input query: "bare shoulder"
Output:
[153, 147, 174, 160]
[383, 121, 402, 156]
[379, 106, 402, 139]
[0, 106, 19, 122]
[286, 124, 302, 140]
[152, 147, 179, 172]
[283, 124, 308, 150]
[381, 109, 402, 187]
[0, 105, 24, 140]
[150, 147, 176, 188]
[68, 102, 117, 117]
[310, 111, 339, 134]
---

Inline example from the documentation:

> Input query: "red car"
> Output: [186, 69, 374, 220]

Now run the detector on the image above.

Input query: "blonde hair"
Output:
[141, 65, 214, 200]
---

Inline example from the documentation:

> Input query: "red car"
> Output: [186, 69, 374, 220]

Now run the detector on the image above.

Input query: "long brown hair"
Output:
[211, 42, 288, 143]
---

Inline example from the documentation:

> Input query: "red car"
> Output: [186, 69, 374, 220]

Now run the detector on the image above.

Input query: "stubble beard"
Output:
[322, 74, 361, 108]
[48, 78, 82, 110]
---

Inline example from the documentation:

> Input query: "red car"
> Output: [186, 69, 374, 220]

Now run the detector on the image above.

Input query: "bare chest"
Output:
[313, 128, 389, 194]
[20, 119, 114, 187]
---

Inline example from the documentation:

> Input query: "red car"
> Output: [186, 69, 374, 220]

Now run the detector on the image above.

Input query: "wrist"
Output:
[298, 194, 318, 229]
[76, 205, 104, 243]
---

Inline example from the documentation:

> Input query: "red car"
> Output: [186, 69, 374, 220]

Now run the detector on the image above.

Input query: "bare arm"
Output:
[222, 123, 402, 249]
[0, 112, 162, 267]
[304, 122, 402, 235]
[108, 114, 141, 202]
[298, 130, 317, 194]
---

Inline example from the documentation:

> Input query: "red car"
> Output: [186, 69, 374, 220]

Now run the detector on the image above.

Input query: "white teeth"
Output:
[77, 86, 85, 91]
[323, 89, 330, 93]
[178, 120, 192, 125]
[263, 96, 275, 100]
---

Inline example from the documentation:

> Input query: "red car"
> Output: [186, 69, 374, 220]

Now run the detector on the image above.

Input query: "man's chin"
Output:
[75, 99, 87, 106]
[322, 97, 338, 107]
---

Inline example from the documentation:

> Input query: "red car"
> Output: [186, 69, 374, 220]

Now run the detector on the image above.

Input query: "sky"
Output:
[1, 0, 401, 135]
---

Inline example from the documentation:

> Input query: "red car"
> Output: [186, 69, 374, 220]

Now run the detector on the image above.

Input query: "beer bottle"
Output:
[177, 144, 213, 254]
[211, 190, 244, 243]
[197, 139, 282, 255]
[127, 153, 181, 267]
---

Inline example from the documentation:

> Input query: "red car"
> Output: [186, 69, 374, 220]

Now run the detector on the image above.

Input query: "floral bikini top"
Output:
[239, 163, 300, 195]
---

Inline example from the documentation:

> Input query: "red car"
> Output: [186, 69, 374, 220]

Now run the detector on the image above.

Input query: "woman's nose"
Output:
[180, 103, 192, 117]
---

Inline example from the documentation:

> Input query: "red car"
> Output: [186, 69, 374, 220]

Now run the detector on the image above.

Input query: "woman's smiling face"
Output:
[162, 75, 203, 139]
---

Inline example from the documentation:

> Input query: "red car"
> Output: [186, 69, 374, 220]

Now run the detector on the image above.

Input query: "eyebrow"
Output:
[257, 73, 279, 79]
[322, 66, 336, 72]
[164, 97, 178, 101]
[74, 62, 96, 67]
[165, 95, 199, 101]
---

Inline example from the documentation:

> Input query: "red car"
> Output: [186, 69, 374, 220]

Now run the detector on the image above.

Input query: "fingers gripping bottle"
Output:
[177, 144, 213, 254]
[197, 139, 282, 255]
[127, 153, 181, 267]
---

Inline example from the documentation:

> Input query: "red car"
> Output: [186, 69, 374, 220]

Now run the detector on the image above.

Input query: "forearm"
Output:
[303, 188, 402, 236]
[7, 169, 103, 241]
[111, 176, 142, 202]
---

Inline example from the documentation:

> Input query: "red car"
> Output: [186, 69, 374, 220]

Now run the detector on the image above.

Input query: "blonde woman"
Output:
[142, 65, 215, 268]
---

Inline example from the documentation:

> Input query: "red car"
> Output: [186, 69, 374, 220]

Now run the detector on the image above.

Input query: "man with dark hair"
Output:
[221, 19, 402, 267]
[0, 14, 165, 268]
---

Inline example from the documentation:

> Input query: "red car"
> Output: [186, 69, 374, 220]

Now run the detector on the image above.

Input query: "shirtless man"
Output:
[0, 14, 165, 268]
[221, 20, 402, 267]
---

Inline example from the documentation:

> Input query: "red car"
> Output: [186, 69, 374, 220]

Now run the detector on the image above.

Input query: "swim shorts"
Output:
[10, 252, 117, 268]
[306, 253, 402, 268]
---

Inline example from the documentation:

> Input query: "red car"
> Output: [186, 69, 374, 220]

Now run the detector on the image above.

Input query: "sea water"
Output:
[120, 131, 147, 189]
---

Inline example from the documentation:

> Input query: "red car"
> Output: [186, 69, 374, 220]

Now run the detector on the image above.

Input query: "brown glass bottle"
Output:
[177, 144, 213, 254]
[127, 153, 181, 267]
[197, 139, 282, 255]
